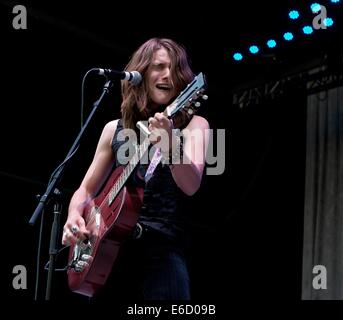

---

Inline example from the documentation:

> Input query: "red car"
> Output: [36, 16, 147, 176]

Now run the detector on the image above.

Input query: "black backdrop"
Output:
[2, 0, 342, 306]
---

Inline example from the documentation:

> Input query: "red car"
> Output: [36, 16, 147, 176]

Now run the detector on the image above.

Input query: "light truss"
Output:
[232, 55, 343, 108]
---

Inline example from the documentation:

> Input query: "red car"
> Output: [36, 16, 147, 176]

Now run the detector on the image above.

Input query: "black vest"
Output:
[111, 119, 188, 242]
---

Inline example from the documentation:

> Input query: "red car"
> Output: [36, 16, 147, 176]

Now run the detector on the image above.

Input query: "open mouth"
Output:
[156, 84, 171, 91]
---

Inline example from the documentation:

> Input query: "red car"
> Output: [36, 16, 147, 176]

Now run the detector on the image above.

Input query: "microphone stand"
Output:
[45, 190, 62, 300]
[29, 79, 113, 300]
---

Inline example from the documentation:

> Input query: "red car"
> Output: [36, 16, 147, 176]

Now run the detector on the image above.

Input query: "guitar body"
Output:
[67, 166, 144, 297]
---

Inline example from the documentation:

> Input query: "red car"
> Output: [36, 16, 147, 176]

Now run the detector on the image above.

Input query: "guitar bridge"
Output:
[71, 239, 92, 272]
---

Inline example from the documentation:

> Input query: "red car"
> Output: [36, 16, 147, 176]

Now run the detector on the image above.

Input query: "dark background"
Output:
[1, 0, 342, 304]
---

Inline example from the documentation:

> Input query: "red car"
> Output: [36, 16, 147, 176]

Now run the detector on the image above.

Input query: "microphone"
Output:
[97, 68, 142, 86]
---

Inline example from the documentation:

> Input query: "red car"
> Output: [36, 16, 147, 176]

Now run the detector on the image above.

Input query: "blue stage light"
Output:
[249, 45, 259, 54]
[266, 39, 277, 48]
[323, 17, 334, 27]
[303, 26, 314, 34]
[231, 1, 339, 62]
[311, 3, 321, 13]
[233, 53, 243, 61]
[283, 32, 294, 41]
[289, 10, 300, 19]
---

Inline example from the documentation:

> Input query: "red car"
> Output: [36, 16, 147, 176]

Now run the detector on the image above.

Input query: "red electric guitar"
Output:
[67, 72, 207, 297]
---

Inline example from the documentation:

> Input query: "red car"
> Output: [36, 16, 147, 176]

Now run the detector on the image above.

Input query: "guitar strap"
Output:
[144, 147, 162, 183]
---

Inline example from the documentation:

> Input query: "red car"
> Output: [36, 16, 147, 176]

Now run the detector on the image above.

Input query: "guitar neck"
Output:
[107, 72, 206, 207]
[108, 137, 150, 206]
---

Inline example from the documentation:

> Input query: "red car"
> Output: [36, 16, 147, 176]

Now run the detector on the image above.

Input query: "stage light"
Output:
[311, 3, 321, 13]
[233, 53, 243, 61]
[323, 17, 334, 27]
[249, 45, 259, 54]
[303, 26, 314, 34]
[283, 32, 294, 41]
[267, 39, 277, 48]
[289, 10, 300, 20]
[231, 1, 339, 62]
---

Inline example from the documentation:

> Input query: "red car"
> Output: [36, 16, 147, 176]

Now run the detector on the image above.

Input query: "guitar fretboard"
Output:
[107, 137, 150, 206]
[106, 72, 205, 207]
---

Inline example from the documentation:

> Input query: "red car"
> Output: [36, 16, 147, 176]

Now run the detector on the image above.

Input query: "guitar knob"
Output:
[194, 102, 201, 108]
[202, 95, 208, 100]
[188, 108, 194, 115]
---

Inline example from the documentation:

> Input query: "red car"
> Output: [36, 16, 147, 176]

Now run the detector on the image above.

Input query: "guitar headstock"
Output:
[137, 73, 208, 136]
[165, 72, 208, 119]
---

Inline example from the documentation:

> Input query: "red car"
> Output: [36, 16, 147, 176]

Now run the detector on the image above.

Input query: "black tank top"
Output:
[111, 119, 188, 242]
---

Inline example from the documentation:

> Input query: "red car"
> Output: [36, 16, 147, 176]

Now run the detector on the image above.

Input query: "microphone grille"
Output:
[131, 71, 142, 86]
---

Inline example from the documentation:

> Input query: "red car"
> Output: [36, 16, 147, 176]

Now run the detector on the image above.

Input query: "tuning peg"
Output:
[202, 95, 208, 100]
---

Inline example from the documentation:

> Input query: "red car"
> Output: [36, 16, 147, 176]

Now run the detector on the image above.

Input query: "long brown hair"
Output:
[121, 38, 194, 130]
